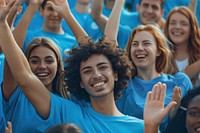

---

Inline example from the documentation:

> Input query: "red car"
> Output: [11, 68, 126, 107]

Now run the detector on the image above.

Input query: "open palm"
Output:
[144, 83, 177, 126]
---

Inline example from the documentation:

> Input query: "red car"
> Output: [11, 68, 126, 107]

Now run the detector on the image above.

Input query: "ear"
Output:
[40, 7, 44, 16]
[156, 50, 161, 57]
[80, 81, 84, 89]
[114, 73, 118, 81]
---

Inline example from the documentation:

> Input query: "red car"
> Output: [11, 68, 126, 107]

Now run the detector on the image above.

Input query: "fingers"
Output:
[146, 91, 152, 102]
[6, 0, 16, 10]
[0, 0, 5, 5]
[151, 82, 166, 101]
[5, 121, 12, 133]
[164, 101, 177, 115]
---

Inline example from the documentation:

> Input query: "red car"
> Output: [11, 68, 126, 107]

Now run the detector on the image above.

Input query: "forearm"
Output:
[0, 21, 51, 119]
[104, 0, 125, 41]
[12, 4, 39, 48]
[0, 22, 32, 86]
[63, 10, 88, 42]
[188, 0, 197, 13]
[145, 125, 159, 133]
[184, 60, 200, 79]
[90, 0, 107, 33]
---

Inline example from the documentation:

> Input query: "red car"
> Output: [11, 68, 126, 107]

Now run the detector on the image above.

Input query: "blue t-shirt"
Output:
[2, 87, 64, 133]
[62, 8, 90, 36]
[120, 11, 140, 30]
[14, 2, 44, 31]
[116, 72, 192, 133]
[125, 0, 139, 12]
[23, 29, 78, 62]
[85, 8, 132, 49]
[163, 0, 190, 18]
[2, 86, 144, 133]
[0, 54, 4, 85]
[48, 93, 144, 133]
[68, 0, 76, 9]
[196, 0, 200, 26]
[0, 87, 6, 133]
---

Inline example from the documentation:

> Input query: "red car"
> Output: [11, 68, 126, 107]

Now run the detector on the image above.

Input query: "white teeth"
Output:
[136, 55, 146, 58]
[37, 73, 48, 76]
[196, 128, 200, 131]
[173, 32, 182, 36]
[93, 82, 105, 87]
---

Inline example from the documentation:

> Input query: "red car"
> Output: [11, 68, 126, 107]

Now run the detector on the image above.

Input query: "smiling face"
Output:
[186, 95, 200, 133]
[40, 0, 63, 32]
[168, 12, 191, 46]
[79, 54, 117, 100]
[130, 31, 160, 70]
[28, 46, 58, 90]
[137, 0, 164, 25]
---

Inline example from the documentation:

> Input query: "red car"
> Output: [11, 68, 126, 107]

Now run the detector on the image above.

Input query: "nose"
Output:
[137, 43, 144, 51]
[146, 6, 153, 13]
[38, 61, 47, 70]
[93, 69, 102, 79]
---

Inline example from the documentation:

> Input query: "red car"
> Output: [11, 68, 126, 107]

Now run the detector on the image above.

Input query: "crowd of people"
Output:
[0, 0, 200, 133]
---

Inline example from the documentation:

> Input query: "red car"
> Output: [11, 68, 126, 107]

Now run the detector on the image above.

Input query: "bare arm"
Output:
[2, 0, 43, 101]
[184, 60, 200, 79]
[169, 86, 182, 120]
[0, 0, 50, 119]
[90, 0, 107, 33]
[188, 0, 197, 13]
[7, 0, 22, 28]
[104, 0, 125, 42]
[47, 0, 88, 43]
[144, 83, 177, 133]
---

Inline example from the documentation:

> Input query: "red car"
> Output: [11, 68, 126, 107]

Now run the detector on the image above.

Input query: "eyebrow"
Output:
[80, 62, 109, 72]
[30, 56, 54, 59]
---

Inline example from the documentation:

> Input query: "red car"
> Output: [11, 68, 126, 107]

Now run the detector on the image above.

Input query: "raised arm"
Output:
[6, 0, 22, 28]
[184, 59, 200, 79]
[2, 0, 43, 101]
[188, 0, 197, 13]
[47, 0, 88, 43]
[144, 82, 177, 133]
[169, 86, 182, 120]
[13, 0, 43, 48]
[0, 0, 50, 119]
[90, 0, 107, 33]
[104, 0, 125, 41]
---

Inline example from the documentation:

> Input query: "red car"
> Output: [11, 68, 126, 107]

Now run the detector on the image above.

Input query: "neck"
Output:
[90, 94, 123, 116]
[174, 42, 189, 61]
[42, 25, 64, 34]
[137, 67, 160, 81]
[75, 1, 90, 13]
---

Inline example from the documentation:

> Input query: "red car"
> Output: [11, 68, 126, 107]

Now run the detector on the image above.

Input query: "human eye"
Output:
[30, 59, 39, 64]
[46, 58, 55, 64]
[144, 42, 150, 45]
[132, 42, 138, 47]
[99, 65, 108, 70]
[142, 3, 149, 8]
[82, 69, 91, 75]
[152, 5, 159, 10]
[188, 112, 200, 117]
[181, 21, 189, 26]
[169, 21, 176, 25]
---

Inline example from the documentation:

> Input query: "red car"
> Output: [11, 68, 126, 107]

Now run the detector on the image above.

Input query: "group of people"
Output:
[0, 0, 200, 133]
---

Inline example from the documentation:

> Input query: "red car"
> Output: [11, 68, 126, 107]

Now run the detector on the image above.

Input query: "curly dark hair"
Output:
[64, 38, 132, 102]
